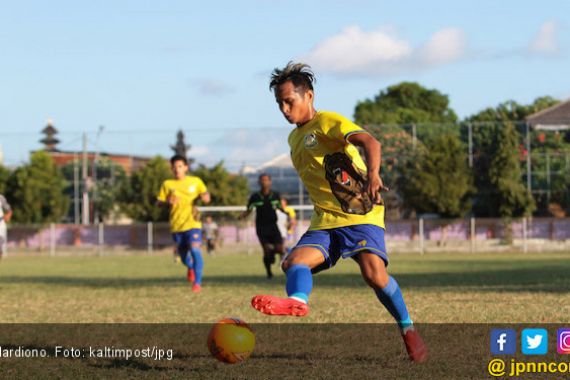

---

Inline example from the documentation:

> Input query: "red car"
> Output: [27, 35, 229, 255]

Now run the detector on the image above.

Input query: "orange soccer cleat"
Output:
[187, 268, 195, 283]
[402, 328, 428, 363]
[251, 295, 309, 317]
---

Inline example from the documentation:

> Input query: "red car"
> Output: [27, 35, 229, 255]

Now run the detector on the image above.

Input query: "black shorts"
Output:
[256, 224, 283, 245]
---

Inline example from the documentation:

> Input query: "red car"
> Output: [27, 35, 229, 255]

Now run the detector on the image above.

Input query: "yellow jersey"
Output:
[288, 111, 385, 230]
[157, 176, 207, 232]
[283, 206, 296, 234]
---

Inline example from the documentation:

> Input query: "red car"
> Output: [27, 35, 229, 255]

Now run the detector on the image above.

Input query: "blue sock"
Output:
[285, 264, 312, 303]
[190, 247, 204, 285]
[375, 276, 413, 328]
[179, 247, 193, 269]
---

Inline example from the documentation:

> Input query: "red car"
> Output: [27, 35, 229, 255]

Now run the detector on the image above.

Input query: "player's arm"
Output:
[156, 198, 171, 207]
[156, 183, 177, 207]
[275, 193, 285, 212]
[239, 210, 252, 220]
[288, 212, 297, 230]
[0, 197, 12, 222]
[199, 192, 211, 204]
[240, 194, 255, 220]
[347, 132, 386, 204]
[3, 209, 12, 223]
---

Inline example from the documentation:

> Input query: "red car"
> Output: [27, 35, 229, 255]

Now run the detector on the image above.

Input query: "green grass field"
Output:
[1, 250, 569, 323]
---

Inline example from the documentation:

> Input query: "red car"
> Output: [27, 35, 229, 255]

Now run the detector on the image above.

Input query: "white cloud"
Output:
[192, 79, 235, 96]
[301, 26, 467, 76]
[301, 26, 412, 75]
[528, 20, 560, 55]
[189, 145, 210, 157]
[417, 27, 467, 65]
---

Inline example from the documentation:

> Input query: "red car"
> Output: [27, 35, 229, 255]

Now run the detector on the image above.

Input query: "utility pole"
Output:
[92, 125, 104, 223]
[82, 132, 89, 225]
[73, 152, 80, 224]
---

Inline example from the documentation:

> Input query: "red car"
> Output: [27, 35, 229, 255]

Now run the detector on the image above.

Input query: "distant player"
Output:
[0, 194, 12, 259]
[276, 198, 297, 255]
[241, 173, 285, 279]
[250, 62, 427, 362]
[202, 215, 219, 254]
[157, 155, 210, 292]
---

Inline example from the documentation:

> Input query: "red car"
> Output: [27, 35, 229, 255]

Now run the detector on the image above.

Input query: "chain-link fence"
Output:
[5, 210, 570, 256]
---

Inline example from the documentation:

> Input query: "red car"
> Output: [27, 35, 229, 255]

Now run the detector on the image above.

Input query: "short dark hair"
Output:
[170, 154, 188, 166]
[258, 173, 271, 181]
[269, 61, 315, 94]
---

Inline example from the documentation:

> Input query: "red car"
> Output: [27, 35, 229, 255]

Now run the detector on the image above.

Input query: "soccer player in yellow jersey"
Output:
[157, 155, 210, 292]
[251, 62, 427, 362]
[278, 198, 297, 255]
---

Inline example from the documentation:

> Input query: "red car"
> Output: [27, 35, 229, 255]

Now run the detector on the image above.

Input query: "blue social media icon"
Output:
[491, 329, 516, 355]
[522, 329, 548, 355]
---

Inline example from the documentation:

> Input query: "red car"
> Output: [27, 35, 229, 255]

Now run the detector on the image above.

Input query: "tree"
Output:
[488, 123, 535, 218]
[466, 97, 559, 216]
[6, 151, 69, 223]
[466, 97, 559, 123]
[398, 134, 472, 218]
[193, 162, 249, 206]
[354, 82, 460, 219]
[364, 125, 417, 219]
[354, 82, 458, 126]
[92, 159, 128, 222]
[60, 158, 128, 223]
[0, 165, 10, 194]
[118, 156, 171, 222]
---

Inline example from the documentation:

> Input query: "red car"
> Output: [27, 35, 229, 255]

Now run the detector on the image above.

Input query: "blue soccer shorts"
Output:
[172, 228, 202, 253]
[293, 224, 388, 274]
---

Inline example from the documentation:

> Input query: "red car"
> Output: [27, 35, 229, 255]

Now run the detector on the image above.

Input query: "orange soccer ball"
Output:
[207, 318, 255, 364]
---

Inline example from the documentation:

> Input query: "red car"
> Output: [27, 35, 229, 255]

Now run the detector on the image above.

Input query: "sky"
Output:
[0, 0, 569, 171]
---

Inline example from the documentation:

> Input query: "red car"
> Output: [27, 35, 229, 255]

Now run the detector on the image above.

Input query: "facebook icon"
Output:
[491, 329, 517, 355]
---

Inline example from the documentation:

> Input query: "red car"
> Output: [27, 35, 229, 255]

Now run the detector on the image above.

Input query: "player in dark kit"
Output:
[241, 173, 286, 279]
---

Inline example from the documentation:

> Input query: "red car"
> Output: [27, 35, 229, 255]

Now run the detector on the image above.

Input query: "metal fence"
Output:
[5, 216, 570, 257]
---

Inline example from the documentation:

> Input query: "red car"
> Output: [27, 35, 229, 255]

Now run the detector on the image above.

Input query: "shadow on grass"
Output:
[0, 262, 569, 292]
[88, 358, 187, 372]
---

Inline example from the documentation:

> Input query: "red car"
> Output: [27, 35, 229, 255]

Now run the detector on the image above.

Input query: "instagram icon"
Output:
[558, 329, 570, 354]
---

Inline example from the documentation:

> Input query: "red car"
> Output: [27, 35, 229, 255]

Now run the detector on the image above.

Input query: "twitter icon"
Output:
[522, 329, 548, 355]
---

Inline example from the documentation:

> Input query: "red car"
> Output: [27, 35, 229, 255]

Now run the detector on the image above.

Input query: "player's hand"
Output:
[167, 194, 179, 205]
[366, 172, 388, 204]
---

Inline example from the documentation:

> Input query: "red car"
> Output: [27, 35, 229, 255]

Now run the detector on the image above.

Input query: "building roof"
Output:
[241, 153, 293, 175]
[526, 98, 570, 130]
[256, 153, 293, 170]
[41, 124, 58, 134]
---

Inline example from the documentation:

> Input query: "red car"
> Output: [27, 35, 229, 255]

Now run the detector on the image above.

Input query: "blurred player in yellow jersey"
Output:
[157, 155, 210, 292]
[250, 62, 427, 363]
[277, 198, 297, 255]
